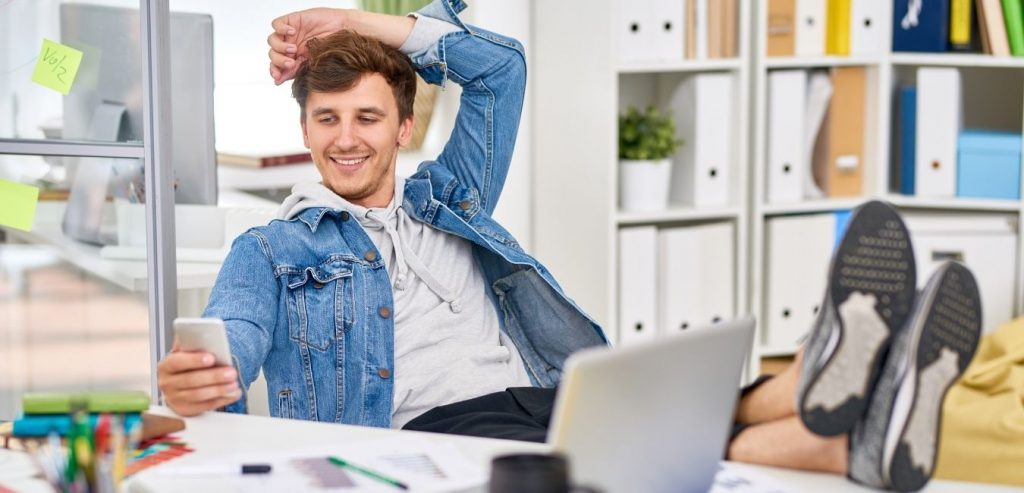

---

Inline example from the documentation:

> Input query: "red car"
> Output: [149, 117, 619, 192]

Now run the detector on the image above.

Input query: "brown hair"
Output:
[292, 30, 417, 121]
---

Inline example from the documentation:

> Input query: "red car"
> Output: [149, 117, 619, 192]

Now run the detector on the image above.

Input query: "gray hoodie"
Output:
[278, 179, 532, 428]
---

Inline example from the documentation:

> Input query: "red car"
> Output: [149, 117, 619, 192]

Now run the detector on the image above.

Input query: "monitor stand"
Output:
[61, 102, 128, 246]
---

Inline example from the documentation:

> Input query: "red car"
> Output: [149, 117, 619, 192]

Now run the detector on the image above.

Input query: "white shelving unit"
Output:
[534, 2, 1024, 370]
[533, 1, 753, 369]
[750, 2, 1024, 358]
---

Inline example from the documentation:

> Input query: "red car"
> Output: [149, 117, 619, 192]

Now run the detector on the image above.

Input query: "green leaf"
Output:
[617, 105, 682, 160]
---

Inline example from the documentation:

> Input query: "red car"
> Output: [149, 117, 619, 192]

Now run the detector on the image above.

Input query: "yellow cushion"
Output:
[934, 318, 1024, 486]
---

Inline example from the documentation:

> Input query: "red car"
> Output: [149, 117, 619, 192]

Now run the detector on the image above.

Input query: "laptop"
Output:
[547, 316, 755, 493]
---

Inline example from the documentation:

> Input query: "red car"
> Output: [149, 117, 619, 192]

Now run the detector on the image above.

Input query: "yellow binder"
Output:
[826, 0, 851, 55]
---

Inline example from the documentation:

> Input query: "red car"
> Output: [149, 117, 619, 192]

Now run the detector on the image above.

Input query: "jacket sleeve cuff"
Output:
[218, 354, 249, 414]
[399, 13, 460, 57]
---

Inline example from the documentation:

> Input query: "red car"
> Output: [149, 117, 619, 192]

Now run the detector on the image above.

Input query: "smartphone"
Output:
[173, 317, 233, 367]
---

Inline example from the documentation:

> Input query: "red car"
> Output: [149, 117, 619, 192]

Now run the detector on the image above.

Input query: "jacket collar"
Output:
[294, 176, 436, 232]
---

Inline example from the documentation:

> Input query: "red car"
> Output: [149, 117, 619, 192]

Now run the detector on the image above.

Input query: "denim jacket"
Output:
[206, 0, 607, 427]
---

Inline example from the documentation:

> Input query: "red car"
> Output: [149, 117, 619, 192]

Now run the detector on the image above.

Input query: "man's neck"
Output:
[348, 189, 395, 209]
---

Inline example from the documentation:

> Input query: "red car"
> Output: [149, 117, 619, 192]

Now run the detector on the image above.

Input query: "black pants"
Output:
[403, 387, 556, 443]
[402, 377, 774, 444]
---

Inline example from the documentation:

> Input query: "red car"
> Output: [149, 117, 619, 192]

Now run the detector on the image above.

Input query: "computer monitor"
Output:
[60, 3, 216, 206]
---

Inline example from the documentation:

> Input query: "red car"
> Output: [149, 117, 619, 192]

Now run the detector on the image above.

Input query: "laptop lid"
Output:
[547, 316, 755, 493]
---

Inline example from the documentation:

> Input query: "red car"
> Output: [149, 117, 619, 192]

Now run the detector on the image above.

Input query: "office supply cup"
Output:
[489, 453, 600, 493]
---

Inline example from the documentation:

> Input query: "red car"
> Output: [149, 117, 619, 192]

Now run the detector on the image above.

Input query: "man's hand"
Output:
[157, 348, 242, 417]
[267, 8, 347, 85]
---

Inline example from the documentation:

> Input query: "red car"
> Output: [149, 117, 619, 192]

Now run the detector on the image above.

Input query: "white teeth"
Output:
[330, 156, 368, 166]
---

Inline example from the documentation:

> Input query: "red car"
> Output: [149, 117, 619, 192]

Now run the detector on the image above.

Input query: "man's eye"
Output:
[359, 117, 378, 124]
[318, 116, 336, 124]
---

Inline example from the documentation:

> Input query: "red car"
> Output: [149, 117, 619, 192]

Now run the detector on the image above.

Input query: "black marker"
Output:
[241, 464, 273, 474]
[171, 463, 273, 475]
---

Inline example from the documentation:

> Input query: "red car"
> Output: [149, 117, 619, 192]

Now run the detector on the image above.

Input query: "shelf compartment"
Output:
[758, 345, 799, 358]
[890, 53, 1024, 69]
[761, 195, 1021, 216]
[618, 58, 743, 74]
[617, 206, 740, 225]
[764, 55, 883, 69]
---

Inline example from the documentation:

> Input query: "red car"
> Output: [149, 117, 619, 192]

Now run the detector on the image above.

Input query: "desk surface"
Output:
[2, 196, 275, 292]
[119, 408, 1016, 493]
[4, 202, 219, 291]
[125, 408, 546, 493]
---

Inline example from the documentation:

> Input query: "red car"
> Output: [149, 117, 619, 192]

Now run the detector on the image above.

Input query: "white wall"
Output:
[170, 0, 358, 156]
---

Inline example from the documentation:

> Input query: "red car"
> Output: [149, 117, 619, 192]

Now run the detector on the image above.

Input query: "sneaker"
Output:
[848, 261, 982, 492]
[796, 200, 918, 436]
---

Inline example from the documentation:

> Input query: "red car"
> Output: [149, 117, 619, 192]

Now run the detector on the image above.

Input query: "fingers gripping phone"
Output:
[173, 317, 233, 367]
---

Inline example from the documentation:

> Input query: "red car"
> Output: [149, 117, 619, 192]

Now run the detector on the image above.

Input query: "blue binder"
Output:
[898, 86, 917, 195]
[892, 0, 950, 52]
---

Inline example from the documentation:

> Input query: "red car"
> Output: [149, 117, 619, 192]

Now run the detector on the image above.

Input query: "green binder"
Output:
[22, 391, 150, 414]
[1003, 0, 1024, 55]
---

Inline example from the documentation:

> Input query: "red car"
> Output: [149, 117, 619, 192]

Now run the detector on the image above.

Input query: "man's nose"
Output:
[333, 122, 358, 149]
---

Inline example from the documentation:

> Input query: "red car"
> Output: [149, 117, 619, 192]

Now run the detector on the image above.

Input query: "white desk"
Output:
[1, 195, 276, 315]
[124, 408, 546, 493]
[113, 408, 1017, 493]
[2, 202, 222, 292]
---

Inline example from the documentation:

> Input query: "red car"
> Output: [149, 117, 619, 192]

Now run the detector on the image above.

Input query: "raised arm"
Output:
[400, 0, 526, 214]
[268, 9, 414, 85]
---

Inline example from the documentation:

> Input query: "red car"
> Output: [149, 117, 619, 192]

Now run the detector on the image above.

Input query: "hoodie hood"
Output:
[276, 179, 461, 313]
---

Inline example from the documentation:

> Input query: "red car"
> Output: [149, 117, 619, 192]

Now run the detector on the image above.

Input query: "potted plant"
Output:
[618, 106, 682, 212]
[359, 0, 436, 150]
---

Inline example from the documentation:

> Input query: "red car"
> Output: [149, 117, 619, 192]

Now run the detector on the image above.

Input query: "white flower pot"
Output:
[619, 159, 672, 212]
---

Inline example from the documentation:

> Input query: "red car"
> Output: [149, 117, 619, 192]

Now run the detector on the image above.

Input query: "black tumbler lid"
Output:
[489, 453, 570, 493]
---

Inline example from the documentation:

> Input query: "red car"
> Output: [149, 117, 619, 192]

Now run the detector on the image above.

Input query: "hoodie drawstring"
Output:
[365, 208, 462, 313]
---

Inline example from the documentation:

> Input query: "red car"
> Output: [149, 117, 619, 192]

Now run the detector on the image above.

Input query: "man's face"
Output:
[301, 73, 413, 208]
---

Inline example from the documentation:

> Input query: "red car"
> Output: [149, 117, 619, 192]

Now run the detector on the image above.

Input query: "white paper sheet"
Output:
[710, 462, 794, 493]
[151, 435, 486, 492]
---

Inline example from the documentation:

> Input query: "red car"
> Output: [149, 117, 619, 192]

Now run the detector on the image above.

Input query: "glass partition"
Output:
[1, 1, 143, 144]
[0, 154, 151, 419]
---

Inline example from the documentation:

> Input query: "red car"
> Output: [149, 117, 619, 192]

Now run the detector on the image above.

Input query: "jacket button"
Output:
[340, 211, 350, 221]
[378, 368, 391, 379]
[459, 200, 471, 210]
[313, 282, 325, 289]
[364, 250, 377, 262]
[379, 307, 391, 319]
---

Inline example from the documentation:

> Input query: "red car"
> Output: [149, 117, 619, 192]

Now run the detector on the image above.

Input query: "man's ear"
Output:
[397, 115, 415, 148]
[301, 118, 310, 148]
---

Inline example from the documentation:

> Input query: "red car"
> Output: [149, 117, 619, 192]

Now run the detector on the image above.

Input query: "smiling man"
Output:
[156, 0, 608, 434]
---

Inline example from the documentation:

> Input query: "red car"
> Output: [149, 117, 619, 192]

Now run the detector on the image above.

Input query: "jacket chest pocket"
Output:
[283, 260, 354, 352]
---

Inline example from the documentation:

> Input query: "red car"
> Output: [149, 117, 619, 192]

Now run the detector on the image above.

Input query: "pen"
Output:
[165, 463, 273, 475]
[328, 456, 408, 490]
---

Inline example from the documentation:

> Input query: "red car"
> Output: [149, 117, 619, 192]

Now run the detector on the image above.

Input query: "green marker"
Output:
[328, 456, 408, 490]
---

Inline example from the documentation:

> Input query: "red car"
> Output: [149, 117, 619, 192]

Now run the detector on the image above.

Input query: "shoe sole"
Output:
[884, 262, 982, 492]
[798, 201, 917, 436]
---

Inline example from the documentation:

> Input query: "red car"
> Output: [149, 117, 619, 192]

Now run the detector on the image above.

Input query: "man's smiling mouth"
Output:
[330, 155, 369, 166]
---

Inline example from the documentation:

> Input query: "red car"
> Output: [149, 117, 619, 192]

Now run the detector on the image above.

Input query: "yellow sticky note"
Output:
[32, 39, 84, 96]
[0, 179, 40, 232]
